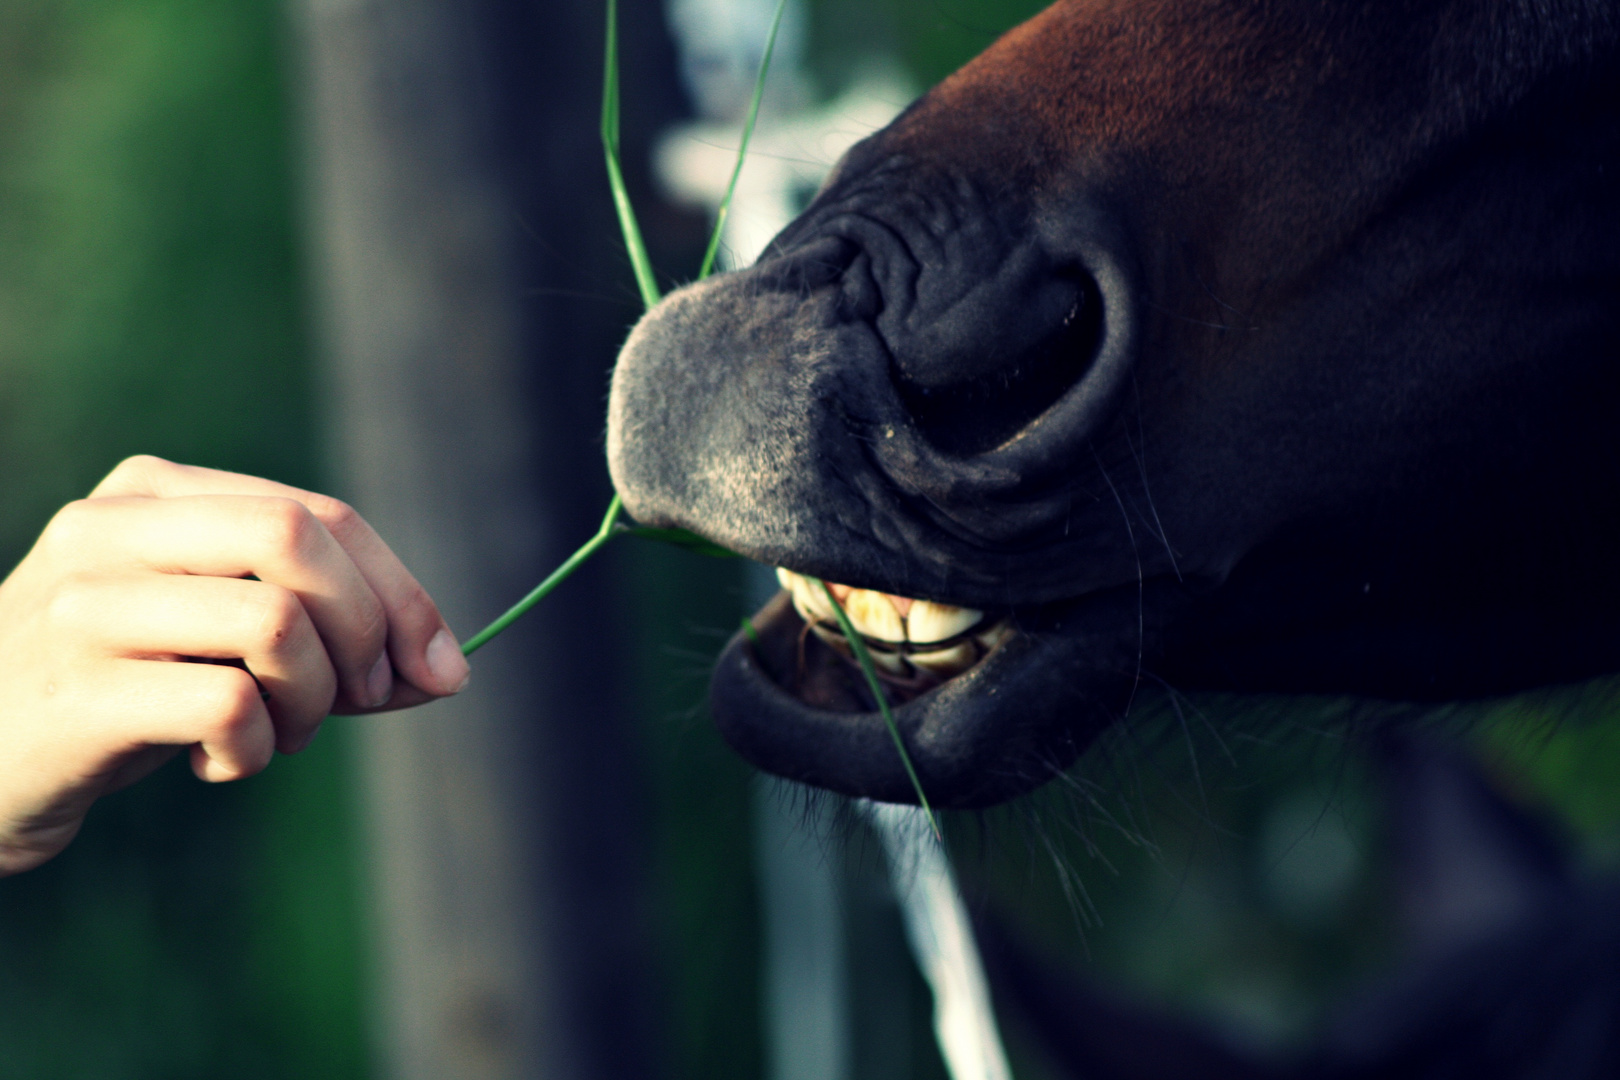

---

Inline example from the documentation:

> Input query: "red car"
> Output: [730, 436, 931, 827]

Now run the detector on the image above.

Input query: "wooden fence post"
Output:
[290, 1, 681, 1076]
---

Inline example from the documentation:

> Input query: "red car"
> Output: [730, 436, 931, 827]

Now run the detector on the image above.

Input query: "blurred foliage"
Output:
[958, 696, 1398, 1055]
[0, 0, 368, 1076]
[955, 685, 1620, 1064]
[0, 0, 315, 556]
[1475, 679, 1620, 866]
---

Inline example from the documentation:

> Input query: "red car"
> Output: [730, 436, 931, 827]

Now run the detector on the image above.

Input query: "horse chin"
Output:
[710, 584, 1149, 809]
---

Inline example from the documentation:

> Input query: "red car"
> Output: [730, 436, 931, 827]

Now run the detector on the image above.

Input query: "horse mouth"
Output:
[710, 566, 1141, 809]
[770, 568, 1015, 704]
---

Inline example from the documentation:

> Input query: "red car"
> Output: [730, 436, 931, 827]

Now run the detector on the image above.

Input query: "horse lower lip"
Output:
[717, 579, 1151, 807]
[714, 590, 1096, 808]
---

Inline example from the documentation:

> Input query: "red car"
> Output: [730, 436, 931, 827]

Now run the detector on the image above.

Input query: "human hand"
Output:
[0, 455, 470, 875]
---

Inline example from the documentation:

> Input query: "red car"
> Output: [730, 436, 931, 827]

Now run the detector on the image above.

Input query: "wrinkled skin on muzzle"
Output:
[608, 0, 1620, 808]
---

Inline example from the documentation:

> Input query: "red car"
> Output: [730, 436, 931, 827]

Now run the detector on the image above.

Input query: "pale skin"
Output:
[0, 455, 471, 876]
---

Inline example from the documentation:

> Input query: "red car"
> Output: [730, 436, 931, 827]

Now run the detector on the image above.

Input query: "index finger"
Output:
[90, 456, 470, 701]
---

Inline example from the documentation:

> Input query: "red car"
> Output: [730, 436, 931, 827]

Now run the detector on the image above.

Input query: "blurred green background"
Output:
[4, 1, 1620, 1078]
[0, 0, 365, 1077]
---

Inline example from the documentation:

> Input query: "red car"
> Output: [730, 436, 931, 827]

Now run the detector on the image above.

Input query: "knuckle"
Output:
[39, 499, 96, 553]
[239, 737, 276, 776]
[393, 581, 440, 630]
[201, 668, 263, 733]
[42, 572, 103, 629]
[244, 584, 305, 651]
[99, 455, 170, 494]
[252, 496, 322, 559]
[113, 453, 166, 479]
[306, 494, 359, 537]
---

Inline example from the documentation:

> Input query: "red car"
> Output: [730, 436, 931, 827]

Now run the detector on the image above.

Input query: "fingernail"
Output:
[366, 651, 394, 708]
[426, 628, 471, 693]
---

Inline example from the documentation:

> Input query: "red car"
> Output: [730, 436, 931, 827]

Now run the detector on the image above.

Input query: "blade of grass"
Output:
[463, 0, 784, 660]
[816, 580, 941, 840]
[601, 0, 660, 308]
[460, 0, 653, 657]
[461, 496, 625, 656]
[696, 0, 788, 280]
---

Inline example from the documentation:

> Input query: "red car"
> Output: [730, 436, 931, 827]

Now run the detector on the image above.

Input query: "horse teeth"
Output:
[777, 567, 835, 623]
[809, 621, 850, 654]
[909, 641, 977, 677]
[776, 567, 1007, 677]
[906, 600, 983, 644]
[865, 646, 911, 677]
[975, 621, 1013, 651]
[843, 588, 907, 643]
[807, 620, 912, 677]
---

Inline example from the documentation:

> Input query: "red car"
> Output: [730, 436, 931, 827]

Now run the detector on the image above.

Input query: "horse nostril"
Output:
[839, 251, 882, 322]
[895, 271, 1103, 456]
[753, 235, 858, 294]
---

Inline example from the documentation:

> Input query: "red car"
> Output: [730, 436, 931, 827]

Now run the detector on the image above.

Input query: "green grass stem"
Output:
[601, 0, 661, 308]
[461, 0, 783, 658]
[697, 0, 788, 280]
[461, 496, 625, 656]
[816, 580, 941, 839]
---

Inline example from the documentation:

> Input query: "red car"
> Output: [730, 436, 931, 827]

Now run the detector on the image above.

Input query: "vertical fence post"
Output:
[292, 1, 559, 1076]
[293, 0, 683, 1071]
